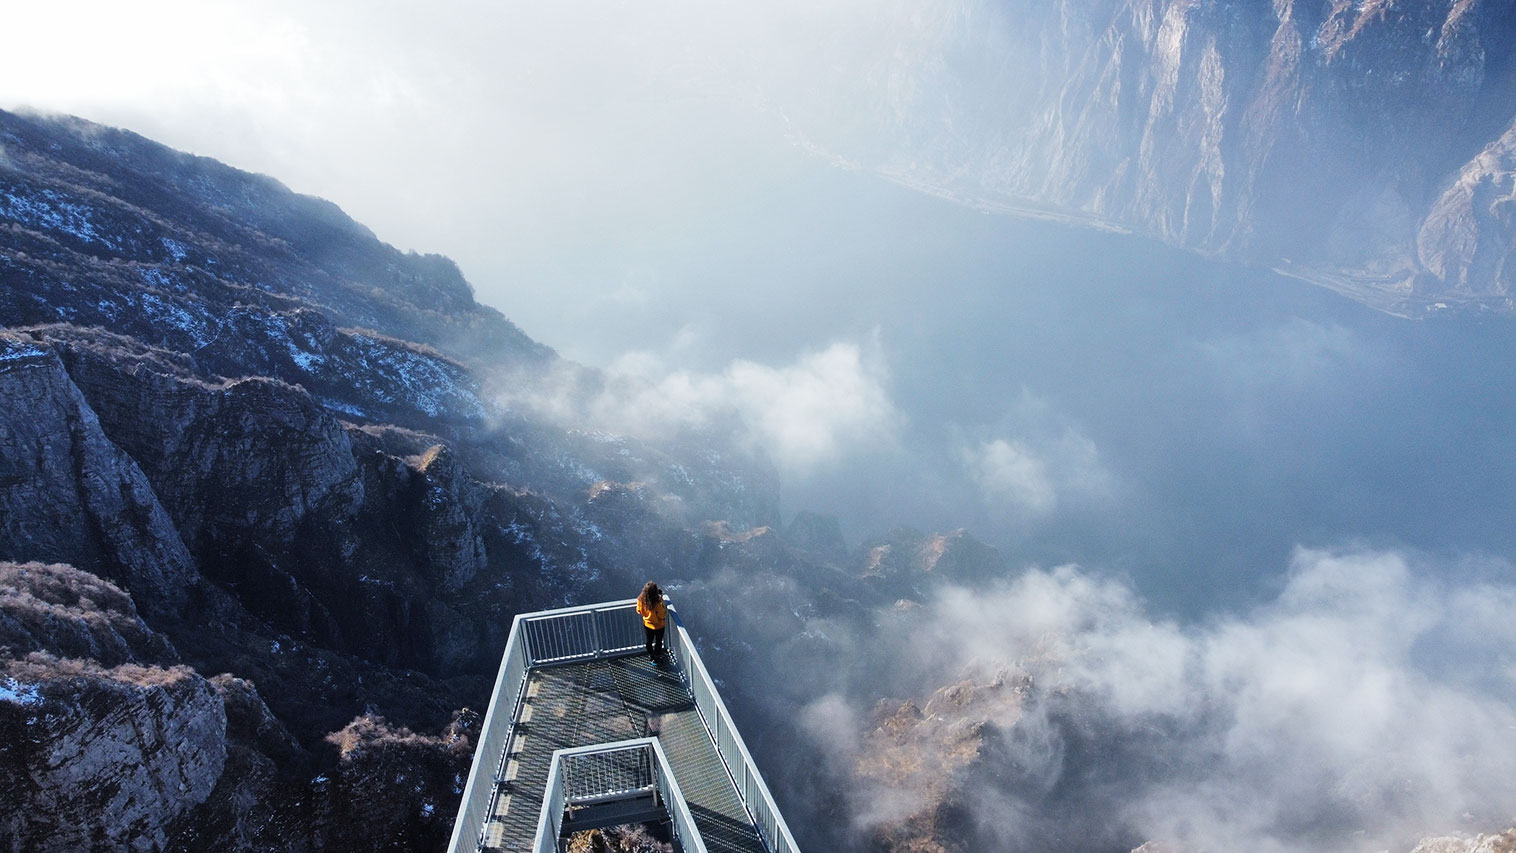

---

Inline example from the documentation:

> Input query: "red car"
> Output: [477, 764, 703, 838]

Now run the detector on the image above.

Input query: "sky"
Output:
[0, 0, 969, 366]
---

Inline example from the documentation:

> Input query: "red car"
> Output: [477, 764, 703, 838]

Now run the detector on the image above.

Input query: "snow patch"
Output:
[0, 187, 120, 250]
[555, 452, 601, 485]
[317, 397, 368, 418]
[289, 347, 325, 371]
[138, 292, 214, 347]
[137, 267, 177, 290]
[574, 518, 606, 542]
[346, 333, 486, 420]
[160, 237, 188, 262]
[0, 339, 49, 365]
[0, 676, 42, 706]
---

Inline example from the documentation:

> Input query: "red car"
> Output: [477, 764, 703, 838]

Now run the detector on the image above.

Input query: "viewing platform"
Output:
[448, 600, 800, 853]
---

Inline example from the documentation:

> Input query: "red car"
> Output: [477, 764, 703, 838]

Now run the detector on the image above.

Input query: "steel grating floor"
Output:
[479, 654, 769, 853]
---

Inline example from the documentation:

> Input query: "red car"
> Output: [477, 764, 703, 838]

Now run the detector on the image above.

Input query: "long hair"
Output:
[638, 581, 662, 611]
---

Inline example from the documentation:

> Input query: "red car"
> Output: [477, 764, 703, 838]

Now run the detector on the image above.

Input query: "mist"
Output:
[782, 549, 1516, 852]
[7, 2, 1516, 850]
[0, 0, 992, 366]
[497, 169, 1516, 619]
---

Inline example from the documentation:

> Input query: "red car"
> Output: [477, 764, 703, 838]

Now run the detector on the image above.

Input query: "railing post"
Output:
[591, 607, 603, 658]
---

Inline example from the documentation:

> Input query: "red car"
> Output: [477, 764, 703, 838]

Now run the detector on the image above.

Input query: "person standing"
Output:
[637, 581, 668, 660]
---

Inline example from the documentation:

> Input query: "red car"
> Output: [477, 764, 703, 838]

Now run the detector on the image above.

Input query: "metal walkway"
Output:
[448, 601, 799, 853]
[483, 656, 764, 852]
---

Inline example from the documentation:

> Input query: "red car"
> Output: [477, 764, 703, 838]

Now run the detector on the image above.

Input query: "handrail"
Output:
[673, 617, 801, 853]
[531, 738, 709, 853]
[521, 601, 644, 665]
[533, 748, 569, 853]
[446, 601, 644, 853]
[560, 740, 654, 806]
[650, 737, 710, 853]
[447, 611, 532, 853]
[449, 598, 799, 853]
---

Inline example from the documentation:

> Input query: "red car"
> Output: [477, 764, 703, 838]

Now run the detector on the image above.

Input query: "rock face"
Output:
[0, 338, 196, 619]
[855, 526, 1007, 599]
[854, 672, 1033, 853]
[0, 563, 225, 852]
[1410, 829, 1516, 853]
[0, 108, 781, 850]
[802, 0, 1516, 315]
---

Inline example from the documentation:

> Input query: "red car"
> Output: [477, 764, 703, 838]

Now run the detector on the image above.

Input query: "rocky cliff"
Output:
[0, 107, 783, 850]
[801, 0, 1516, 315]
[0, 563, 225, 851]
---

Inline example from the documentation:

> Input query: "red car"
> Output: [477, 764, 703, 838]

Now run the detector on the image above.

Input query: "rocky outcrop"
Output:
[0, 563, 225, 852]
[163, 674, 310, 852]
[49, 330, 365, 559]
[855, 526, 1007, 599]
[411, 444, 490, 592]
[0, 561, 178, 667]
[1411, 828, 1516, 853]
[317, 712, 475, 850]
[0, 336, 196, 619]
[1, 660, 227, 852]
[1418, 115, 1516, 299]
[852, 672, 1033, 852]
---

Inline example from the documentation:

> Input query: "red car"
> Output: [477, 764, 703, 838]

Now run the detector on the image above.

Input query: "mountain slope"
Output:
[796, 0, 1516, 315]
[0, 107, 780, 850]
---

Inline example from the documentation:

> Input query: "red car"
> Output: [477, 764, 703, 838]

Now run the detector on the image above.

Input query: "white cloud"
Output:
[514, 340, 900, 477]
[960, 420, 1112, 520]
[964, 438, 1055, 513]
[823, 548, 1516, 851]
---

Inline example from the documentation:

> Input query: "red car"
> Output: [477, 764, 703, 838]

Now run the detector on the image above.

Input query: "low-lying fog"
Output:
[525, 150, 1516, 617]
[513, 152, 1516, 850]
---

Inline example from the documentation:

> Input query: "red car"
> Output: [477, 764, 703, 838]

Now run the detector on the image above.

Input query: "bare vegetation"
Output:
[0, 561, 176, 666]
[566, 824, 676, 853]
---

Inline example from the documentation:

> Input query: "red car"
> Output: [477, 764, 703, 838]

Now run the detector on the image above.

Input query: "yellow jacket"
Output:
[637, 598, 667, 630]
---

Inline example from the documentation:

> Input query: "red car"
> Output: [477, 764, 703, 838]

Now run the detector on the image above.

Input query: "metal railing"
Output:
[673, 621, 801, 853]
[521, 602, 646, 665]
[447, 609, 533, 853]
[447, 600, 645, 853]
[449, 598, 798, 853]
[532, 738, 708, 853]
[560, 745, 652, 805]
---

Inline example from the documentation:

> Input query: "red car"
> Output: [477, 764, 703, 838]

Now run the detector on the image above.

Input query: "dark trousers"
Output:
[644, 625, 665, 657]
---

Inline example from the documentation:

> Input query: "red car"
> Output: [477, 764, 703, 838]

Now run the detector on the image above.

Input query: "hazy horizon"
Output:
[9, 0, 1516, 615]
[1, 1, 982, 367]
